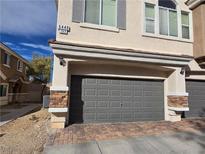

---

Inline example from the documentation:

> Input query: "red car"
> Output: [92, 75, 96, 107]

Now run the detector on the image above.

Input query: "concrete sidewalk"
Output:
[44, 131, 205, 154]
[0, 103, 41, 126]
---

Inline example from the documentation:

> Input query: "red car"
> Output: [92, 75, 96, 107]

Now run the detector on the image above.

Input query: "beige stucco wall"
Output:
[192, 3, 205, 58]
[56, 0, 193, 56]
[51, 56, 190, 121]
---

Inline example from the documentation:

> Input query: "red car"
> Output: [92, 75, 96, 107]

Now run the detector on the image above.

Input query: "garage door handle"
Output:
[121, 103, 123, 107]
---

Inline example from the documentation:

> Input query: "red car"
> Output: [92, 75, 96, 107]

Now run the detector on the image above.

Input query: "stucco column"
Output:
[49, 54, 69, 128]
[165, 68, 189, 122]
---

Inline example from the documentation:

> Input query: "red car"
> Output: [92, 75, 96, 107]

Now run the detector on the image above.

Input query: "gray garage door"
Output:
[185, 80, 205, 117]
[69, 76, 164, 124]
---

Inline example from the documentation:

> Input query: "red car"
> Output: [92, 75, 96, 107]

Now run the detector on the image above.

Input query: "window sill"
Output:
[80, 23, 119, 33]
[17, 69, 23, 73]
[0, 96, 8, 99]
[3, 64, 10, 68]
[142, 32, 193, 43]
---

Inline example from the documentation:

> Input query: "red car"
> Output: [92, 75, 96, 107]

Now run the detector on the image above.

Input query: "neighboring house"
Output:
[0, 42, 30, 105]
[49, 0, 205, 128]
[186, 0, 205, 68]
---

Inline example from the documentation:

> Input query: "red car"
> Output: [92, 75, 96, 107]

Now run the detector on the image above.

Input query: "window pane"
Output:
[158, 0, 176, 9]
[0, 85, 2, 96]
[182, 26, 189, 39]
[102, 0, 116, 26]
[145, 4, 155, 18]
[3, 53, 7, 64]
[181, 12, 189, 25]
[146, 19, 155, 33]
[159, 8, 168, 35]
[169, 10, 178, 36]
[7, 55, 10, 65]
[85, 0, 100, 24]
[0, 85, 7, 97]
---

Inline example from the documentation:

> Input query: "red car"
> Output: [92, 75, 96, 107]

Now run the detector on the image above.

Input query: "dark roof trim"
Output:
[186, 0, 205, 9]
[186, 70, 205, 75]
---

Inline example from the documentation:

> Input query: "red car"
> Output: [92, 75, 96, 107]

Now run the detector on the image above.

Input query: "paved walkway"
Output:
[44, 131, 205, 154]
[0, 103, 41, 126]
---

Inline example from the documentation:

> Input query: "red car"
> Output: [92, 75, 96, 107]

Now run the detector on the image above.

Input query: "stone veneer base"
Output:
[49, 90, 69, 108]
[167, 95, 188, 108]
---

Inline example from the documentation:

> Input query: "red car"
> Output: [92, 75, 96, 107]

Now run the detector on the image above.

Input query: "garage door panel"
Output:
[70, 76, 164, 123]
[84, 78, 97, 84]
[110, 101, 121, 108]
[110, 90, 121, 96]
[96, 101, 109, 108]
[82, 96, 98, 101]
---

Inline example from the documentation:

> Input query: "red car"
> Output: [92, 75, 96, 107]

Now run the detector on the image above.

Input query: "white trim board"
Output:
[48, 108, 68, 113]
[167, 92, 189, 96]
[168, 107, 189, 111]
[50, 86, 69, 91]
[0, 70, 7, 80]
[50, 43, 193, 66]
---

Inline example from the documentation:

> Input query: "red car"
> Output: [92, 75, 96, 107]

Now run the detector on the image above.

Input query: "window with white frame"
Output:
[0, 84, 8, 97]
[3, 52, 10, 66]
[17, 60, 23, 72]
[84, 0, 117, 27]
[144, 0, 190, 40]
[145, 3, 155, 33]
[159, 0, 178, 37]
[181, 11, 190, 39]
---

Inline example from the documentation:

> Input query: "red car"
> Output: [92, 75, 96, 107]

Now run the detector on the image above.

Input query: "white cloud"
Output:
[20, 42, 51, 51]
[0, 0, 56, 36]
[3, 41, 14, 46]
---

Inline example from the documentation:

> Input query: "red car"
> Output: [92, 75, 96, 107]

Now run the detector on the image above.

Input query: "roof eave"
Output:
[186, 0, 205, 9]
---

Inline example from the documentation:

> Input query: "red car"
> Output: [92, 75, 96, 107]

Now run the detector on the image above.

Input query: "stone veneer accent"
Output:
[49, 91, 69, 108]
[167, 96, 188, 108]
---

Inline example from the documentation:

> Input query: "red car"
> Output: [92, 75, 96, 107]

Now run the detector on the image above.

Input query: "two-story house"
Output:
[0, 42, 30, 105]
[49, 0, 205, 128]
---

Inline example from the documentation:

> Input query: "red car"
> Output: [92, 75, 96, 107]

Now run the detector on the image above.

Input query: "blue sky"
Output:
[0, 0, 57, 61]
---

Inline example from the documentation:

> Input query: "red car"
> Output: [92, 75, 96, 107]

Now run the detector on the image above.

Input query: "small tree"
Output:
[29, 54, 52, 100]
[30, 54, 52, 83]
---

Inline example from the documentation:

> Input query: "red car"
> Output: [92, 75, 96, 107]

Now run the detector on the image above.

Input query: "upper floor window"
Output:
[84, 0, 117, 27]
[0, 84, 8, 97]
[3, 53, 10, 66]
[159, 0, 178, 37]
[181, 11, 189, 39]
[144, 0, 191, 40]
[145, 3, 155, 33]
[17, 60, 23, 72]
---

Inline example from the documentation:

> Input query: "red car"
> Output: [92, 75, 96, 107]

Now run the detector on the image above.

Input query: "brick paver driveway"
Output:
[45, 119, 205, 154]
[46, 118, 205, 145]
[44, 131, 205, 154]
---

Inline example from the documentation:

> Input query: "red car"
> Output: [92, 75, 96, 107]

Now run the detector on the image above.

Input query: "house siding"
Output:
[192, 3, 205, 58]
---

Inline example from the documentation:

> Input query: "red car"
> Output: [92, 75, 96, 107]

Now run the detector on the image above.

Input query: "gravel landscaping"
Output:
[0, 108, 204, 154]
[0, 109, 51, 154]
